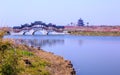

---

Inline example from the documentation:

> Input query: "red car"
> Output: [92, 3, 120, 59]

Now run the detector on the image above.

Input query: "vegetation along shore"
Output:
[0, 29, 76, 75]
[68, 31, 120, 36]
[65, 26, 120, 36]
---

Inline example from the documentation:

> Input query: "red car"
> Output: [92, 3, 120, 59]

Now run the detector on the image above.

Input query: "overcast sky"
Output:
[0, 0, 120, 27]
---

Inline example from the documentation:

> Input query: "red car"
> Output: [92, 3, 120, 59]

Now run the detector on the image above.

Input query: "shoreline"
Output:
[68, 31, 120, 36]
[26, 46, 76, 75]
[65, 26, 120, 36]
[0, 37, 76, 75]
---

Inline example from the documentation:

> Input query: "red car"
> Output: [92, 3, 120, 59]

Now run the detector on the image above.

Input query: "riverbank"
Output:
[0, 30, 76, 75]
[0, 39, 76, 75]
[68, 31, 120, 36]
[28, 46, 76, 75]
[65, 26, 120, 36]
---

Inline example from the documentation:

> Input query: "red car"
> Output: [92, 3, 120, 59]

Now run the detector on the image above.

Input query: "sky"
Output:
[0, 0, 120, 27]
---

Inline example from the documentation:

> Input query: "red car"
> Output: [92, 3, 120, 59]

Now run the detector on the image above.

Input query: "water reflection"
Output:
[79, 40, 83, 45]
[14, 39, 64, 47]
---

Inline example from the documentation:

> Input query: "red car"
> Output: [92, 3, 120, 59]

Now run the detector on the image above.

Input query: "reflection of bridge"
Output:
[10, 21, 68, 35]
[14, 39, 64, 47]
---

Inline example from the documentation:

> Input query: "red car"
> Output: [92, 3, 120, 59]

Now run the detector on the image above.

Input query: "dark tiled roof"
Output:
[13, 26, 21, 29]
[56, 26, 64, 29]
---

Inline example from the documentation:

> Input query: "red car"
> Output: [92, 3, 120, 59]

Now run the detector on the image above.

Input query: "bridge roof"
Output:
[13, 26, 21, 29]
[55, 26, 64, 29]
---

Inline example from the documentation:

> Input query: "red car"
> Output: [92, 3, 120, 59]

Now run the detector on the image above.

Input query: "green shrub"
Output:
[21, 50, 33, 56]
[0, 51, 19, 75]
[1, 63, 17, 75]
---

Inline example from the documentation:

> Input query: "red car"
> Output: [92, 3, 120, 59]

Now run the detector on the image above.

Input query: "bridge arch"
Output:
[32, 30, 48, 35]
[23, 29, 34, 35]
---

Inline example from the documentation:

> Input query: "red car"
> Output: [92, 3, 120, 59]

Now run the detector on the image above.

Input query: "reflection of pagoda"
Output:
[77, 18, 84, 26]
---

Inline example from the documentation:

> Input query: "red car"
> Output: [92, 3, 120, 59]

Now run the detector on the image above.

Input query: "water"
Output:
[4, 35, 120, 75]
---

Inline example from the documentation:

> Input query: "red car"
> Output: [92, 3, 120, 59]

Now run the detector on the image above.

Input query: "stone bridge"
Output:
[10, 21, 67, 35]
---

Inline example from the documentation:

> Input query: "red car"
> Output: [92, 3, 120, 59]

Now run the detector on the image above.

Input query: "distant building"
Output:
[77, 18, 84, 26]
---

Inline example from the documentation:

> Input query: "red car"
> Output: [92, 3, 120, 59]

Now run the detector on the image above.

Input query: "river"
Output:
[4, 35, 120, 75]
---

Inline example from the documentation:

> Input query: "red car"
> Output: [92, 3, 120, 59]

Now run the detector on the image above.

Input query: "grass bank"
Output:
[0, 30, 76, 75]
[0, 33, 50, 75]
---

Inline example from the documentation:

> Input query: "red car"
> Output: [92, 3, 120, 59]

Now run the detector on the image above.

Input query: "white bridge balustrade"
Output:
[10, 28, 67, 35]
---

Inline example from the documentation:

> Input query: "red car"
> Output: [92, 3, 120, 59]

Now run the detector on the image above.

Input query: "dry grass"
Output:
[69, 31, 120, 36]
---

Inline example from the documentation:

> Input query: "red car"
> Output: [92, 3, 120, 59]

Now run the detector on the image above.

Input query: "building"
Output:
[77, 18, 84, 26]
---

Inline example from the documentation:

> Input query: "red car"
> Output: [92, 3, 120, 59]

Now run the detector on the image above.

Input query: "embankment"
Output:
[68, 31, 120, 36]
[65, 26, 120, 36]
[25, 45, 76, 75]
